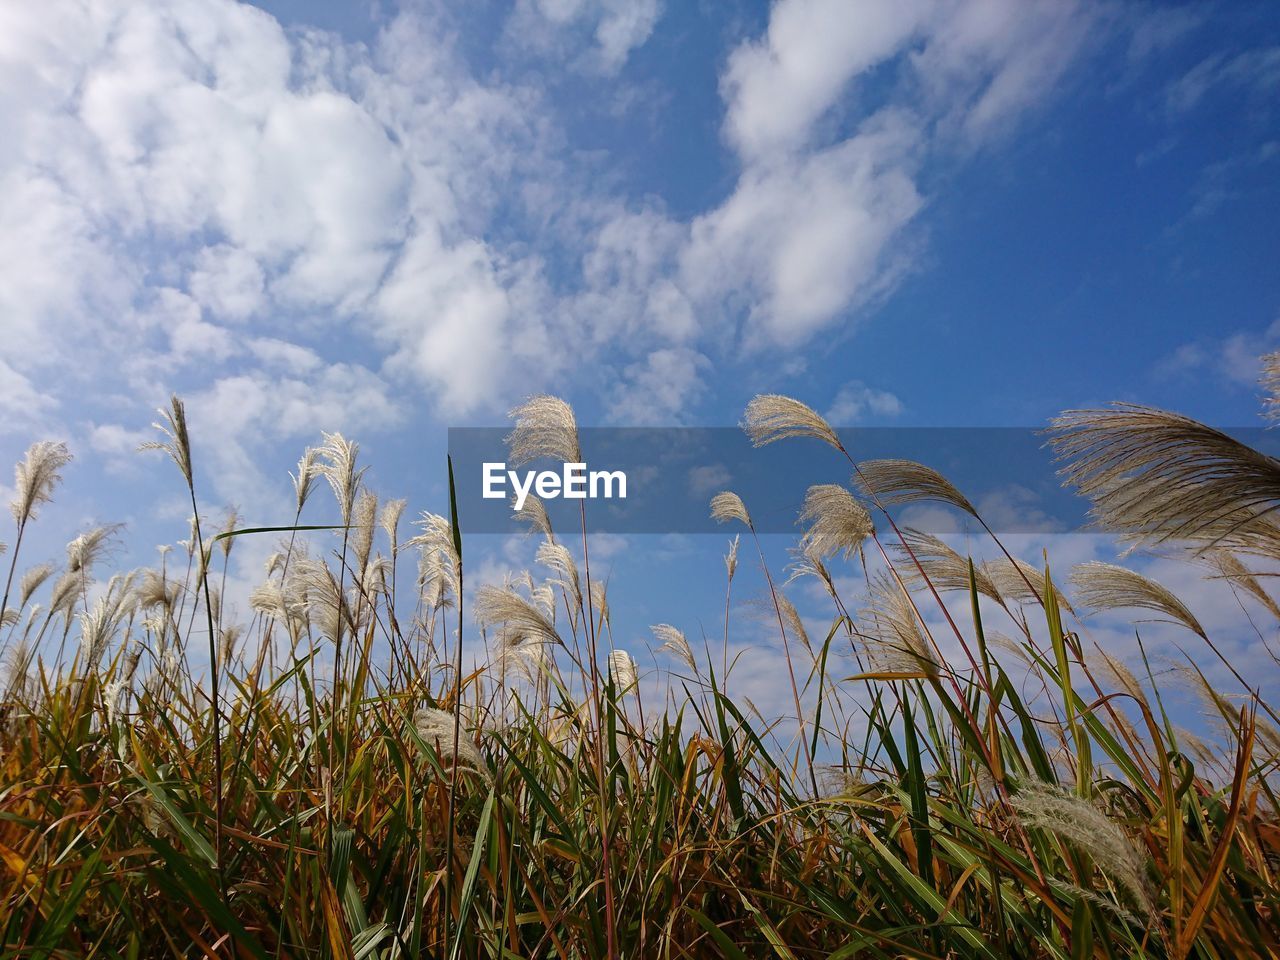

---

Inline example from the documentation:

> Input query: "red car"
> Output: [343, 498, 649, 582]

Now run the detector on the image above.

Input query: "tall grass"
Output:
[1, 376, 1279, 958]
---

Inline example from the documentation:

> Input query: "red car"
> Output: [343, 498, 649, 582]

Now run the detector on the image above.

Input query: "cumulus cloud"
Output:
[506, 0, 663, 75]
[825, 381, 904, 424]
[688, 0, 1102, 350]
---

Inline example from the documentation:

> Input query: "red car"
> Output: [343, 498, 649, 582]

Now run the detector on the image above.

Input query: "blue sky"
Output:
[2, 1, 1279, 721]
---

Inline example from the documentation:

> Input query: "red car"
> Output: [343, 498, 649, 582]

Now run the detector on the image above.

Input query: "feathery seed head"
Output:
[725, 534, 740, 582]
[858, 575, 937, 678]
[799, 484, 873, 561]
[1262, 351, 1280, 423]
[409, 512, 461, 610]
[1011, 779, 1153, 914]
[775, 592, 811, 655]
[139, 395, 194, 487]
[892, 529, 1001, 602]
[352, 490, 377, 574]
[412, 707, 487, 775]
[11, 440, 73, 526]
[743, 395, 843, 452]
[710, 491, 751, 527]
[513, 492, 553, 538]
[982, 557, 1074, 614]
[475, 583, 562, 648]
[652, 623, 697, 673]
[1070, 561, 1206, 638]
[18, 563, 54, 610]
[218, 508, 241, 559]
[315, 432, 365, 524]
[608, 649, 638, 692]
[67, 525, 121, 576]
[507, 395, 581, 465]
[379, 498, 407, 553]
[1050, 403, 1280, 555]
[291, 447, 321, 514]
[854, 458, 976, 516]
[537, 540, 583, 610]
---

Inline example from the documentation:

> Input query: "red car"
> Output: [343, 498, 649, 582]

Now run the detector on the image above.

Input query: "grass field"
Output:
[2, 378, 1279, 958]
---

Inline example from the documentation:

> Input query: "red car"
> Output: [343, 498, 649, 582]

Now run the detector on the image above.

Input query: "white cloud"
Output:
[507, 0, 662, 75]
[188, 245, 266, 322]
[825, 380, 904, 423]
[691, 0, 1101, 353]
[608, 347, 710, 423]
[685, 111, 923, 346]
[0, 359, 58, 432]
[1155, 319, 1280, 391]
[722, 0, 930, 160]
[1166, 46, 1280, 115]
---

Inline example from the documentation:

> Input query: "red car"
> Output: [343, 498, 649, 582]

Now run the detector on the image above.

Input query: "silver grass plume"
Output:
[291, 447, 321, 513]
[853, 458, 977, 516]
[103, 677, 128, 725]
[608, 649, 638, 692]
[983, 557, 1074, 614]
[507, 395, 581, 465]
[408, 512, 461, 610]
[774, 593, 811, 656]
[133, 568, 181, 613]
[315, 432, 365, 524]
[743, 395, 843, 452]
[499, 636, 551, 685]
[1050, 403, 1280, 555]
[361, 555, 392, 597]
[412, 707, 487, 776]
[725, 535, 740, 582]
[798, 484, 873, 561]
[513, 493, 553, 538]
[537, 540, 583, 612]
[295, 557, 349, 641]
[379, 498, 406, 554]
[1092, 649, 1146, 704]
[475, 583, 562, 648]
[1070, 561, 1206, 639]
[67, 524, 121, 575]
[139, 396, 193, 487]
[652, 623, 696, 673]
[218, 507, 241, 560]
[1262, 350, 1280, 423]
[591, 579, 609, 628]
[48, 570, 83, 618]
[219, 624, 242, 671]
[1011, 779, 1153, 914]
[206, 585, 222, 626]
[710, 491, 751, 527]
[18, 563, 54, 610]
[858, 574, 937, 678]
[787, 545, 839, 603]
[0, 608, 16, 629]
[419, 551, 455, 612]
[10, 440, 72, 525]
[250, 577, 308, 640]
[1208, 550, 1280, 621]
[891, 529, 1001, 603]
[78, 574, 137, 671]
[352, 490, 377, 575]
[264, 551, 286, 578]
